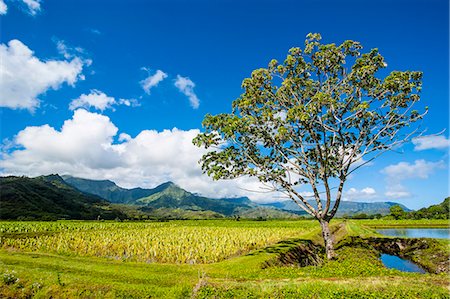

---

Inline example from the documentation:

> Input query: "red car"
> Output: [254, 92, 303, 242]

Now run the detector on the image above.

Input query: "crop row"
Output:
[0, 220, 316, 234]
[1, 221, 317, 264]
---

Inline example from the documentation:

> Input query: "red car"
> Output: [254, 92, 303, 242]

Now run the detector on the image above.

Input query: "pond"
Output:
[376, 228, 450, 239]
[380, 254, 426, 273]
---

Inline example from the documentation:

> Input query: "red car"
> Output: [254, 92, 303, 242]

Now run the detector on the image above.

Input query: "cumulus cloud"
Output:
[1, 109, 270, 201]
[140, 69, 167, 94]
[412, 135, 450, 151]
[0, 0, 7, 14]
[174, 75, 200, 109]
[344, 187, 377, 201]
[69, 90, 139, 111]
[0, 39, 85, 111]
[1, 109, 122, 171]
[382, 159, 445, 180]
[69, 90, 115, 111]
[381, 159, 445, 199]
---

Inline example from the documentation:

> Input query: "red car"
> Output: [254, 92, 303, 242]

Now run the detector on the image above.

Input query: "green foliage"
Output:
[194, 33, 425, 258]
[2, 270, 19, 285]
[265, 200, 410, 217]
[410, 198, 449, 220]
[390, 205, 406, 220]
[193, 33, 424, 224]
[388, 198, 449, 220]
[348, 213, 370, 219]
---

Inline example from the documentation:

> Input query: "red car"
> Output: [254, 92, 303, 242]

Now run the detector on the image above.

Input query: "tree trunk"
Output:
[320, 220, 336, 259]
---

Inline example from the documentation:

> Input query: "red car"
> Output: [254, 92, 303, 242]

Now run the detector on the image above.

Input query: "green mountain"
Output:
[63, 176, 261, 216]
[0, 175, 126, 220]
[262, 200, 411, 216]
[234, 206, 303, 219]
[137, 183, 255, 216]
[410, 197, 449, 219]
[54, 175, 414, 219]
[137, 182, 190, 203]
[62, 176, 157, 204]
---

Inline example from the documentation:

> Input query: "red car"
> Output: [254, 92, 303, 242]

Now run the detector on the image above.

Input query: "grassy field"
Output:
[0, 219, 449, 298]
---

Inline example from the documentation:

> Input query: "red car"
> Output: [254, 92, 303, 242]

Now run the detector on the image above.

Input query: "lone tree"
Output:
[193, 33, 425, 259]
[390, 205, 406, 220]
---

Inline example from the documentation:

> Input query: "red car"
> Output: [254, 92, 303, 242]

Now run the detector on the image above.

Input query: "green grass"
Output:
[0, 219, 449, 298]
[353, 219, 450, 228]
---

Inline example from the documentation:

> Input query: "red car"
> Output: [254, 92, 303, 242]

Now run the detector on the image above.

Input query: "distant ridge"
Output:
[62, 176, 158, 204]
[262, 199, 412, 217]
[0, 175, 126, 220]
[1, 174, 416, 220]
[63, 175, 258, 216]
[62, 175, 412, 217]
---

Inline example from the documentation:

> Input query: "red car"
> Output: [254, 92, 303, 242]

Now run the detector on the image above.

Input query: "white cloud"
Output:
[381, 159, 445, 199]
[412, 135, 450, 151]
[385, 190, 411, 199]
[0, 0, 7, 14]
[0, 0, 41, 16]
[174, 75, 200, 109]
[1, 110, 269, 201]
[344, 187, 377, 201]
[54, 39, 92, 66]
[1, 109, 121, 171]
[140, 69, 167, 94]
[118, 133, 131, 142]
[56, 40, 71, 59]
[69, 90, 116, 111]
[382, 159, 445, 180]
[0, 39, 85, 111]
[69, 90, 139, 111]
[118, 98, 140, 107]
[22, 0, 41, 15]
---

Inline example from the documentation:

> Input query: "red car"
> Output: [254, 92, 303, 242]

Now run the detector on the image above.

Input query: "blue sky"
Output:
[0, 0, 448, 209]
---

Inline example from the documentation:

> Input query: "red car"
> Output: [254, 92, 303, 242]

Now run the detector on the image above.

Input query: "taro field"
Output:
[0, 220, 317, 264]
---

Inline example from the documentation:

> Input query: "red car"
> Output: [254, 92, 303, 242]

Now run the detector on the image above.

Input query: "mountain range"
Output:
[62, 176, 259, 216]
[0, 174, 412, 220]
[0, 175, 126, 220]
[262, 199, 412, 217]
[62, 175, 159, 204]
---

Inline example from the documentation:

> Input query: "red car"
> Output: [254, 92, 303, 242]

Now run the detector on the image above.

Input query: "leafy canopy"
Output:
[193, 33, 424, 220]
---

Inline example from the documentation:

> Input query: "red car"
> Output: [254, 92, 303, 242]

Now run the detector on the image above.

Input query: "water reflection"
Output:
[380, 254, 426, 273]
[377, 228, 449, 239]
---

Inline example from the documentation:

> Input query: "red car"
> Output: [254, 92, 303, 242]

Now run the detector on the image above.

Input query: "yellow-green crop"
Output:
[1, 220, 317, 264]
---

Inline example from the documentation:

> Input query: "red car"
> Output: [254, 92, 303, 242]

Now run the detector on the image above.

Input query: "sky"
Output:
[0, 0, 448, 210]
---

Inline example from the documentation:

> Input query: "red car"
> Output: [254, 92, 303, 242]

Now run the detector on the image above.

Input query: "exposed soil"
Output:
[262, 240, 324, 268]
